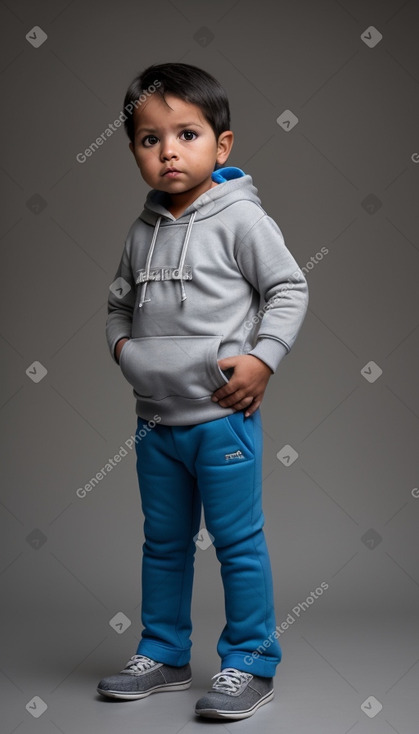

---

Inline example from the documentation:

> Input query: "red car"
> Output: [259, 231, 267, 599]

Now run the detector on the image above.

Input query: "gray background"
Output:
[1, 0, 418, 732]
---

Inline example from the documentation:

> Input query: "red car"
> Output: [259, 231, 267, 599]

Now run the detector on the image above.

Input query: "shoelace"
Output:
[122, 655, 157, 673]
[211, 668, 252, 694]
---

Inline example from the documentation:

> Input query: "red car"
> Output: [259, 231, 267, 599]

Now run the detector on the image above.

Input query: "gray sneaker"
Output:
[97, 654, 192, 700]
[195, 667, 274, 719]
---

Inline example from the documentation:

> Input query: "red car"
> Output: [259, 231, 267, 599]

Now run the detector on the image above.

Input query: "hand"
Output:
[115, 337, 129, 363]
[212, 354, 273, 417]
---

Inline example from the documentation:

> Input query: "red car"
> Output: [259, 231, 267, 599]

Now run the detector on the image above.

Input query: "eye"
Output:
[142, 135, 159, 147]
[180, 130, 197, 141]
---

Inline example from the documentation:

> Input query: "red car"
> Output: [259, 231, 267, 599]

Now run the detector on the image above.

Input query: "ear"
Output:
[216, 130, 234, 165]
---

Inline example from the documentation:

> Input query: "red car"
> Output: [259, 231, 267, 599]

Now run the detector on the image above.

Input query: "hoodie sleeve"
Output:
[106, 240, 136, 362]
[235, 213, 309, 372]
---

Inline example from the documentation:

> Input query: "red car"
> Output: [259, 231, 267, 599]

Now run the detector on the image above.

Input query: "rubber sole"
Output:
[195, 688, 274, 719]
[97, 679, 192, 700]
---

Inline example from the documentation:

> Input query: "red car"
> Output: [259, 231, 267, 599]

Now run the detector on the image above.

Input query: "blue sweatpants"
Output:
[134, 409, 282, 678]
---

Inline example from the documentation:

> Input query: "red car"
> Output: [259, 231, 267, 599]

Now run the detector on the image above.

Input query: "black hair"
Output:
[123, 62, 231, 145]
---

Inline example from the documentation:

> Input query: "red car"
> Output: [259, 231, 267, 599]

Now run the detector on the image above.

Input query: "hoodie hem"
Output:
[134, 395, 236, 426]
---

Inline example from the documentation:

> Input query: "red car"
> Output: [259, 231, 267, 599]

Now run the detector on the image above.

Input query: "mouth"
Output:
[162, 168, 182, 177]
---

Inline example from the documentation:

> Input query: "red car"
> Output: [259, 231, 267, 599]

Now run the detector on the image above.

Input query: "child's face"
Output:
[129, 92, 233, 205]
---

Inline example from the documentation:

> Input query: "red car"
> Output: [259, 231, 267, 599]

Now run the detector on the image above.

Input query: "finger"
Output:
[217, 357, 238, 371]
[217, 391, 251, 408]
[212, 380, 242, 402]
[212, 385, 232, 402]
[220, 394, 254, 410]
[244, 399, 261, 417]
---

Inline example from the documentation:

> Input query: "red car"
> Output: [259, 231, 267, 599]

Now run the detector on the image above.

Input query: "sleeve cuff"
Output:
[249, 338, 289, 373]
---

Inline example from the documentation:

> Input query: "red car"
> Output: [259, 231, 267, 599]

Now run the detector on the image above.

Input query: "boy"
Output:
[98, 62, 308, 720]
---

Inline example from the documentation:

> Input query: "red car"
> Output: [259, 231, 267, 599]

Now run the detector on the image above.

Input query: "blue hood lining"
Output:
[211, 166, 246, 184]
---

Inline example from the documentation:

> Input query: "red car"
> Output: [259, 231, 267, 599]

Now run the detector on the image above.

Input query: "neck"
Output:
[167, 179, 218, 218]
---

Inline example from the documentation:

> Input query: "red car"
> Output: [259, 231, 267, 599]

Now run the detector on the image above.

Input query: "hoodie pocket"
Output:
[119, 335, 229, 401]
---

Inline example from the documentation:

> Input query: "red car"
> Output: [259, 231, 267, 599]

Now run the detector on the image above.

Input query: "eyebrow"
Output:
[137, 122, 204, 133]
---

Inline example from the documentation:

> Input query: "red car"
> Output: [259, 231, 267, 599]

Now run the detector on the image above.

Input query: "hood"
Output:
[140, 166, 261, 225]
[136, 167, 262, 307]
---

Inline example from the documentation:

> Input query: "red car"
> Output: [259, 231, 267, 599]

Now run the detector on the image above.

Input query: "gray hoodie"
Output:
[106, 167, 309, 425]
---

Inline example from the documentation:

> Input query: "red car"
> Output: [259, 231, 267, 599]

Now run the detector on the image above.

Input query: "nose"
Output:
[160, 136, 179, 161]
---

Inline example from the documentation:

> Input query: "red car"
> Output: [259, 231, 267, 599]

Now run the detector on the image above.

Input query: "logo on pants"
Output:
[224, 450, 244, 461]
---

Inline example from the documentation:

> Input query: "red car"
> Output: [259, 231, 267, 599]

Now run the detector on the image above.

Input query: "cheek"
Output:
[135, 152, 154, 171]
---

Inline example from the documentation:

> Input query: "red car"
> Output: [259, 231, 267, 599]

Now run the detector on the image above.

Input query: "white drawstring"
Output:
[139, 212, 196, 307]
[139, 216, 162, 307]
[178, 211, 196, 302]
